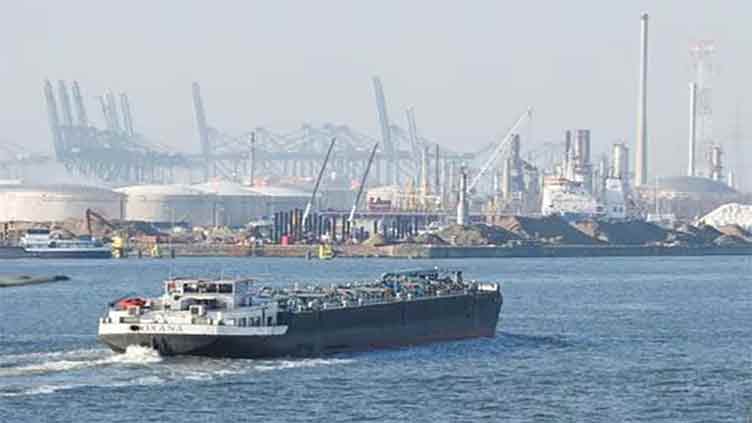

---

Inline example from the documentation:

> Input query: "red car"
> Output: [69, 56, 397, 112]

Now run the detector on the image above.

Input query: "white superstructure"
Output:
[541, 177, 604, 221]
[99, 278, 287, 340]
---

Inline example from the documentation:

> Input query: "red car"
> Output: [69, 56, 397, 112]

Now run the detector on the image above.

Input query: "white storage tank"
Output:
[247, 185, 309, 216]
[0, 184, 122, 222]
[193, 181, 267, 227]
[116, 184, 214, 226]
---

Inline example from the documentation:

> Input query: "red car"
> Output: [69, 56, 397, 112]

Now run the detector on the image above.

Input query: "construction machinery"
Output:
[85, 208, 126, 258]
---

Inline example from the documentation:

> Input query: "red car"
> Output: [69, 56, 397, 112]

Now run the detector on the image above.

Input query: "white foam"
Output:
[109, 345, 162, 365]
[254, 358, 354, 372]
[0, 348, 110, 366]
[0, 346, 161, 377]
[0, 376, 166, 398]
[0, 384, 75, 397]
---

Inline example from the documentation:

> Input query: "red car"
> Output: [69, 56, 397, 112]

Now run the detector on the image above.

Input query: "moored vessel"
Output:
[20, 229, 111, 259]
[98, 269, 502, 358]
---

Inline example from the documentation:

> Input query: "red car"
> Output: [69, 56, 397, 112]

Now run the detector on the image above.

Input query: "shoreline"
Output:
[167, 243, 752, 259]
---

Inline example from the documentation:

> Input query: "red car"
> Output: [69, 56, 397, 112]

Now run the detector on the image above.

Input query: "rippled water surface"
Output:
[1, 256, 751, 422]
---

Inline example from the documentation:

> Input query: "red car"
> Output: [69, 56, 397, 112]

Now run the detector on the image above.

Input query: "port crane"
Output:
[468, 108, 533, 193]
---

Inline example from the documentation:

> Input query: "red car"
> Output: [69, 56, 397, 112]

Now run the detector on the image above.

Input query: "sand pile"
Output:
[362, 233, 388, 247]
[496, 215, 599, 245]
[436, 224, 519, 246]
[413, 232, 448, 245]
[716, 224, 751, 241]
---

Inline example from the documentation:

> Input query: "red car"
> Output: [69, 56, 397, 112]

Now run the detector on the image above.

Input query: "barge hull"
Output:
[99, 291, 502, 358]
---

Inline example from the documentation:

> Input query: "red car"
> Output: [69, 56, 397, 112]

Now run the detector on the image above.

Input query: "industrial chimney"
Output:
[635, 13, 649, 187]
[456, 167, 468, 225]
[688, 82, 697, 177]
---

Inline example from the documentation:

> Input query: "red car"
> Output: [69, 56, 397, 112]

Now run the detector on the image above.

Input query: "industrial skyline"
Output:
[1, 1, 750, 187]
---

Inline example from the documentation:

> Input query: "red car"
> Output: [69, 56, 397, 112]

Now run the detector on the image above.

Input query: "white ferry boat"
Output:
[20, 229, 111, 259]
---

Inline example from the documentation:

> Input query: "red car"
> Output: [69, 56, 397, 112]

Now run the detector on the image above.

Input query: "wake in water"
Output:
[0, 345, 162, 378]
[0, 345, 354, 398]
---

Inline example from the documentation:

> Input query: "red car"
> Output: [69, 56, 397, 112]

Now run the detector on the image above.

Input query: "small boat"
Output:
[20, 229, 111, 259]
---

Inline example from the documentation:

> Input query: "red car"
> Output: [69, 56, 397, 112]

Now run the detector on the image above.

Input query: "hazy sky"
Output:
[2, 1, 750, 182]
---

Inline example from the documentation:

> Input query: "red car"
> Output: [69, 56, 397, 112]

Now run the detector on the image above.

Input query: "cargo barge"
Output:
[98, 269, 502, 358]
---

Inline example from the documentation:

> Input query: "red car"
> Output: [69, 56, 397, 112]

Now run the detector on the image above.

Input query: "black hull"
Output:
[99, 291, 502, 358]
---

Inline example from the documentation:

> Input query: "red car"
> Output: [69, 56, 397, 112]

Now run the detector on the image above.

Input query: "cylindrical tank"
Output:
[116, 184, 214, 226]
[193, 181, 267, 227]
[0, 184, 122, 222]
[246, 186, 309, 217]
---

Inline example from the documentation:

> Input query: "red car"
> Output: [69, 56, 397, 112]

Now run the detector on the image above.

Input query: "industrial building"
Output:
[0, 184, 122, 222]
[639, 176, 739, 220]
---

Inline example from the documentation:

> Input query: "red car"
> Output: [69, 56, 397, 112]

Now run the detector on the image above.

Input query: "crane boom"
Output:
[349, 143, 379, 223]
[302, 137, 336, 226]
[468, 107, 532, 192]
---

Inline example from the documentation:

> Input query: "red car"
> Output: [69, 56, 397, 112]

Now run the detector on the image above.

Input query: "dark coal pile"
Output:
[575, 220, 667, 245]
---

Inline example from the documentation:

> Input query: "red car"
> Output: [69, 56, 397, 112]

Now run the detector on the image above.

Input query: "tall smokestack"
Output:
[635, 12, 649, 187]
[456, 167, 468, 225]
[688, 82, 697, 177]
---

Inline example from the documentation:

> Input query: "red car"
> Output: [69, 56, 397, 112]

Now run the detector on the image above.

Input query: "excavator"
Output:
[85, 209, 127, 258]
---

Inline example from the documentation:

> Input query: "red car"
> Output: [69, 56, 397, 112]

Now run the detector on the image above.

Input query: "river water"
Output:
[1, 256, 751, 422]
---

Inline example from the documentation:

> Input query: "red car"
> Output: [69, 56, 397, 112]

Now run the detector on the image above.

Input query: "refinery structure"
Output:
[1, 13, 750, 255]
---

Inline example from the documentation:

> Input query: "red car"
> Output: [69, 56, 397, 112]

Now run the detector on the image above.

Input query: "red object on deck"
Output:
[117, 297, 146, 309]
[281, 235, 289, 246]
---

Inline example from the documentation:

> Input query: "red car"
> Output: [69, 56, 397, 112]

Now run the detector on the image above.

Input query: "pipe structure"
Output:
[302, 137, 336, 227]
[688, 82, 697, 177]
[348, 143, 378, 223]
[635, 12, 649, 187]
